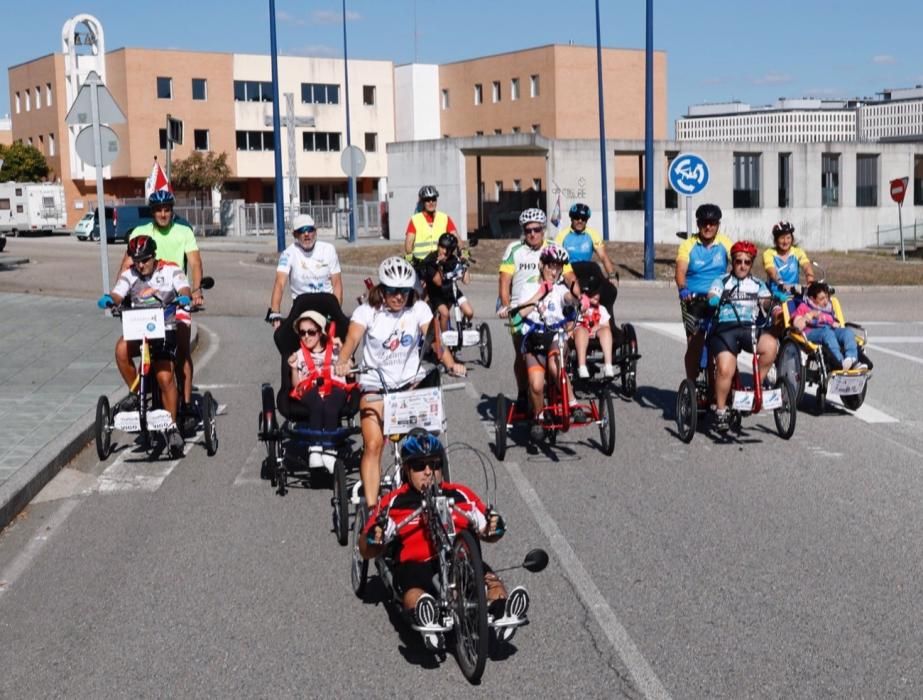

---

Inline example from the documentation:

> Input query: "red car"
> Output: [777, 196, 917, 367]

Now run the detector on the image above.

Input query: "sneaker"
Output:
[841, 357, 855, 371]
[414, 593, 437, 627]
[166, 426, 185, 458]
[603, 364, 615, 378]
[577, 365, 590, 379]
[499, 587, 531, 642]
[766, 365, 778, 385]
[119, 392, 140, 412]
[180, 402, 199, 437]
[308, 445, 324, 469]
[854, 361, 868, 370]
[714, 409, 730, 433]
[571, 406, 587, 423]
[529, 421, 545, 443]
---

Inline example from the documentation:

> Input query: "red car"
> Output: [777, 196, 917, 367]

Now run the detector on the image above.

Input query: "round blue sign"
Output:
[669, 153, 710, 196]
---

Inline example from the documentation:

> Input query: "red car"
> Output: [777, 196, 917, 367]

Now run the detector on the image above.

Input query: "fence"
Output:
[875, 221, 919, 248]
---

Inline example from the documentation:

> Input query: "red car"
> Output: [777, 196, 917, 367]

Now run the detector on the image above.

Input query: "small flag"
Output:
[550, 191, 562, 228]
[144, 159, 172, 200]
[140, 340, 151, 377]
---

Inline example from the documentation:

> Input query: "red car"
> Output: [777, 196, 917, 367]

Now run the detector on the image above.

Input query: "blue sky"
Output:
[3, 0, 921, 134]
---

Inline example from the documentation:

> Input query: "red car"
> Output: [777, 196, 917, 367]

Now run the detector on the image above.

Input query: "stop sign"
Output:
[890, 177, 909, 204]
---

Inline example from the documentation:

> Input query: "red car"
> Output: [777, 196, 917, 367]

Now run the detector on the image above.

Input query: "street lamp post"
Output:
[594, 0, 610, 242]
[342, 0, 357, 243]
[643, 0, 655, 280]
[269, 0, 286, 253]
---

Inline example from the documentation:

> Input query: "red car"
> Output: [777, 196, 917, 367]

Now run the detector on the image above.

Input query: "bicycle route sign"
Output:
[669, 153, 710, 196]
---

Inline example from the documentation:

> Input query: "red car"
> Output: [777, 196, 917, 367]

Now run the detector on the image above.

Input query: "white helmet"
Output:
[378, 256, 417, 288]
[519, 207, 547, 228]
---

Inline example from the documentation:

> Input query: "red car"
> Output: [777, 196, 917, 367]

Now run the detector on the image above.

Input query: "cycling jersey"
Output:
[350, 300, 433, 391]
[130, 221, 198, 269]
[762, 245, 809, 294]
[523, 283, 573, 329]
[499, 239, 573, 306]
[406, 211, 456, 261]
[676, 234, 733, 294]
[709, 274, 770, 325]
[554, 226, 603, 263]
[112, 261, 189, 330]
[277, 241, 341, 297]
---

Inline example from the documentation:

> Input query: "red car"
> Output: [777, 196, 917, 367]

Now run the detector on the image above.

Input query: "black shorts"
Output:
[426, 285, 460, 311]
[394, 559, 439, 595]
[129, 330, 178, 362]
[708, 323, 758, 357]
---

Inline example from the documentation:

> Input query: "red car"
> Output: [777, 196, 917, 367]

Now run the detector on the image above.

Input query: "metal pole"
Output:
[594, 0, 610, 242]
[898, 202, 905, 261]
[165, 114, 172, 182]
[343, 0, 357, 243]
[643, 0, 655, 280]
[685, 196, 693, 242]
[89, 73, 110, 293]
[269, 0, 286, 253]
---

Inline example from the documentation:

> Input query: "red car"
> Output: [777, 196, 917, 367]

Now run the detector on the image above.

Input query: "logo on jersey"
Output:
[382, 330, 415, 351]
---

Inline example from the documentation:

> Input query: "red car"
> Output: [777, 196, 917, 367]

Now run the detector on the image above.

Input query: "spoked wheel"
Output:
[840, 381, 868, 411]
[815, 377, 828, 415]
[675, 379, 697, 443]
[202, 391, 218, 456]
[95, 396, 113, 460]
[494, 394, 507, 461]
[596, 388, 616, 456]
[350, 502, 369, 599]
[478, 322, 493, 368]
[777, 340, 804, 405]
[451, 529, 489, 684]
[620, 323, 639, 397]
[333, 458, 350, 546]
[773, 378, 797, 439]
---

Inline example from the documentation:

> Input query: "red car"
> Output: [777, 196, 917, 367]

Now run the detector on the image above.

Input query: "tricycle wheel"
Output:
[840, 381, 868, 411]
[350, 502, 369, 599]
[494, 394, 507, 461]
[202, 391, 218, 456]
[620, 323, 639, 397]
[95, 396, 112, 460]
[777, 340, 804, 405]
[815, 377, 828, 415]
[333, 458, 350, 546]
[597, 388, 616, 456]
[478, 322, 493, 368]
[451, 529, 489, 684]
[675, 379, 697, 443]
[773, 378, 797, 439]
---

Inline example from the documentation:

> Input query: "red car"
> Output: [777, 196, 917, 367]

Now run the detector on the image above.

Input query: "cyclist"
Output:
[675, 203, 733, 381]
[99, 235, 190, 457]
[707, 240, 775, 432]
[360, 430, 530, 649]
[404, 185, 459, 272]
[420, 232, 473, 331]
[762, 221, 814, 298]
[501, 244, 586, 442]
[121, 188, 204, 434]
[267, 213, 343, 329]
[335, 256, 465, 507]
[498, 208, 579, 409]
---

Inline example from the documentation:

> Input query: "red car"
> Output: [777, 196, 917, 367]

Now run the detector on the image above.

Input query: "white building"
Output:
[860, 86, 923, 142]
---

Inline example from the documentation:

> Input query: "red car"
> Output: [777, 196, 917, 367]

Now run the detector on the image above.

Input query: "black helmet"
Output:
[437, 233, 458, 253]
[569, 202, 591, 220]
[772, 221, 795, 238]
[695, 203, 722, 223]
[399, 428, 446, 468]
[418, 185, 439, 200]
[128, 235, 157, 260]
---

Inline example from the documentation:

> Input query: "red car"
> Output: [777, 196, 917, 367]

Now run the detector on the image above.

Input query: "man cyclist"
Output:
[707, 240, 776, 432]
[404, 185, 459, 272]
[419, 232, 474, 332]
[675, 203, 733, 381]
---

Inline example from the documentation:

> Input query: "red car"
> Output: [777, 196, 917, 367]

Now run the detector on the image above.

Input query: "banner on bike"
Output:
[121, 308, 166, 341]
[828, 373, 867, 397]
[382, 387, 444, 435]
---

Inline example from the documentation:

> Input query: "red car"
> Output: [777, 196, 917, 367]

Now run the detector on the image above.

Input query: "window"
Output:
[474, 83, 483, 105]
[915, 155, 923, 206]
[15, 92, 20, 113]
[530, 74, 540, 97]
[192, 78, 207, 101]
[532, 178, 542, 191]
[39, 134, 44, 149]
[25, 91, 30, 111]
[512, 126, 521, 134]
[46, 82, 52, 106]
[856, 154, 878, 207]
[493, 128, 502, 135]
[475, 130, 484, 136]
[49, 133, 55, 156]
[35, 87, 41, 109]
[0, 199, 9, 210]
[511, 78, 520, 101]
[778, 153, 791, 208]
[194, 129, 210, 151]
[156, 76, 173, 99]
[15, 187, 22, 196]
[364, 132, 377, 152]
[233, 80, 273, 102]
[159, 129, 168, 150]
[494, 181, 503, 199]
[363, 85, 376, 105]
[235, 130, 276, 151]
[733, 152, 761, 208]
[821, 153, 839, 206]
[492, 81, 501, 103]
[531, 124, 540, 134]
[301, 83, 340, 104]
[302, 131, 342, 152]
[441, 89, 449, 110]
[512, 179, 522, 192]
[16, 204, 24, 214]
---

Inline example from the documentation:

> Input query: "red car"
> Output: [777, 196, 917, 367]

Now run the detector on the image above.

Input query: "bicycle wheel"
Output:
[675, 378, 697, 443]
[494, 394, 507, 461]
[478, 322, 492, 368]
[451, 529, 489, 684]
[202, 391, 218, 456]
[777, 340, 804, 405]
[620, 323, 639, 398]
[333, 458, 350, 546]
[774, 378, 797, 439]
[840, 381, 868, 411]
[351, 502, 369, 599]
[597, 388, 616, 456]
[815, 376, 828, 415]
[95, 396, 112, 460]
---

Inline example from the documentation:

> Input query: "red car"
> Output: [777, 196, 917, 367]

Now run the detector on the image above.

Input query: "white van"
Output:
[0, 182, 68, 235]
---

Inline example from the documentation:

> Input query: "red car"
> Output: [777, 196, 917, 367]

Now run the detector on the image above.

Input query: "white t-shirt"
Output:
[350, 300, 434, 390]
[524, 283, 573, 328]
[112, 261, 189, 330]
[277, 241, 341, 297]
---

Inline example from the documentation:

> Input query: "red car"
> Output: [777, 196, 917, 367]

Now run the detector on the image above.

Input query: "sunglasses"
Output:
[408, 461, 439, 472]
[571, 216, 588, 222]
[700, 220, 719, 227]
[298, 328, 321, 337]
[383, 285, 411, 295]
[733, 258, 753, 266]
[524, 226, 544, 234]
[295, 227, 316, 234]
[422, 197, 437, 203]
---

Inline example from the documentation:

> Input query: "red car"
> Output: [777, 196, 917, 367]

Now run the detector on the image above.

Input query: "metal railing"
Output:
[875, 221, 919, 248]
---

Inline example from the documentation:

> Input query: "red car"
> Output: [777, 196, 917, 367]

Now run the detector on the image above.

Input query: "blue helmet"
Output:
[569, 202, 591, 220]
[400, 428, 445, 468]
[149, 190, 175, 206]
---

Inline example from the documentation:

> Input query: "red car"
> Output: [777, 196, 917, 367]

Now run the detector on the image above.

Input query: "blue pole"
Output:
[595, 0, 610, 242]
[643, 0, 655, 280]
[269, 0, 286, 253]
[342, 0, 357, 243]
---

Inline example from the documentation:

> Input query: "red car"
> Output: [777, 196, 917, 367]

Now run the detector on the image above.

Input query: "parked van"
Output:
[85, 205, 194, 242]
[0, 182, 68, 235]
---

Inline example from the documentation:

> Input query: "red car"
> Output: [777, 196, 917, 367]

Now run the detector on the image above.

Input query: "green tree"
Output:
[170, 151, 231, 202]
[0, 142, 50, 182]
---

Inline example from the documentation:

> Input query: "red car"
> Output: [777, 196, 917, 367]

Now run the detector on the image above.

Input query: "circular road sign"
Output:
[669, 153, 710, 196]
[75, 125, 121, 168]
[340, 145, 366, 178]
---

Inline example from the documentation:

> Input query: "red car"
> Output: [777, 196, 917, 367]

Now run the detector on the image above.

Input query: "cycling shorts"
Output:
[426, 285, 464, 312]
[393, 559, 439, 596]
[708, 323, 760, 358]
[127, 331, 178, 363]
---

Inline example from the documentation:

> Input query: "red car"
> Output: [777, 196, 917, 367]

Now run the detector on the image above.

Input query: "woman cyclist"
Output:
[335, 256, 465, 507]
[762, 221, 814, 298]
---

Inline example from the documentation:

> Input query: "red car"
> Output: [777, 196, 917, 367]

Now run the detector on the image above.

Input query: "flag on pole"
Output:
[144, 159, 172, 200]
[140, 339, 151, 378]
[550, 190, 562, 228]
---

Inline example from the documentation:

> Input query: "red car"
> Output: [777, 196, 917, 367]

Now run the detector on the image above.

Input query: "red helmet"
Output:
[730, 240, 757, 260]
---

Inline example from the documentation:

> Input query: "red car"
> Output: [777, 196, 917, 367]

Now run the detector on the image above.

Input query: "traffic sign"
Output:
[669, 153, 710, 196]
[890, 177, 909, 205]
[65, 71, 125, 126]
[75, 125, 120, 168]
[340, 145, 366, 178]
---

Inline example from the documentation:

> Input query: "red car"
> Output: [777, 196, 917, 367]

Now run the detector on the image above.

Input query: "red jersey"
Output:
[365, 482, 488, 564]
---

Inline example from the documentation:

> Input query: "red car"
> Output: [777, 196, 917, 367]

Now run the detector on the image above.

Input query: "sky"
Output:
[3, 0, 922, 135]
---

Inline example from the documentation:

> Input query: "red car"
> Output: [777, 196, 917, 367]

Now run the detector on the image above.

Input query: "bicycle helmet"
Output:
[695, 203, 722, 223]
[568, 202, 591, 220]
[148, 189, 175, 206]
[730, 240, 758, 260]
[519, 207, 547, 228]
[418, 185, 439, 200]
[378, 256, 417, 288]
[128, 235, 157, 260]
[400, 428, 446, 468]
[539, 243, 569, 266]
[437, 232, 458, 253]
[772, 221, 795, 238]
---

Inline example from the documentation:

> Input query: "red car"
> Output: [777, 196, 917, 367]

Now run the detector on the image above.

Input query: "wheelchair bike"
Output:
[675, 297, 797, 442]
[435, 257, 493, 369]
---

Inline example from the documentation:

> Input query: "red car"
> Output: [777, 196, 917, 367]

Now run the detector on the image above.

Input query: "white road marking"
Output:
[864, 336, 923, 343]
[234, 444, 265, 486]
[866, 344, 923, 366]
[196, 383, 250, 390]
[90, 438, 200, 494]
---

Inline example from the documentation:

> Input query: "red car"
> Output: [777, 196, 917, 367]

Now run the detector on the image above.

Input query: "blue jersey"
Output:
[709, 274, 770, 325]
[554, 227, 602, 263]
[676, 234, 733, 294]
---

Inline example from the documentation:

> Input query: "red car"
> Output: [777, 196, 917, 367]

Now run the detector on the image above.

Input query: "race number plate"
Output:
[382, 387, 444, 436]
[114, 411, 141, 432]
[441, 330, 459, 347]
[121, 308, 166, 341]
[146, 409, 173, 431]
[762, 388, 783, 410]
[828, 373, 867, 396]
[462, 329, 481, 347]
[731, 391, 755, 412]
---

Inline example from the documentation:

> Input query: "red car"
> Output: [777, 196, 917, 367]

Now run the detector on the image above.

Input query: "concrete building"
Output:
[0, 116, 12, 146]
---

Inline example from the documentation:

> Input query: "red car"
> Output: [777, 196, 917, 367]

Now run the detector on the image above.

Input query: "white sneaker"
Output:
[308, 445, 324, 469]
[854, 361, 868, 370]
[321, 449, 337, 472]
[767, 365, 778, 385]
[577, 365, 590, 379]
[603, 364, 615, 378]
[841, 357, 854, 371]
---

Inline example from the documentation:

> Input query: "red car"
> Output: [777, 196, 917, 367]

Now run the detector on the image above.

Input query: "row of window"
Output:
[471, 124, 540, 136]
[13, 84, 54, 114]
[153, 77, 379, 106]
[234, 130, 379, 153]
[19, 133, 57, 156]
[440, 74, 540, 110]
[489, 179, 542, 198]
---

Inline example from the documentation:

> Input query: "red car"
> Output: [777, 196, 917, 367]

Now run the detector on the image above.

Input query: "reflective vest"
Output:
[410, 211, 449, 260]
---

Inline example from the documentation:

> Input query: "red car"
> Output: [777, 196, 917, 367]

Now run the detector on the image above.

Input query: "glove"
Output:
[772, 289, 789, 302]
[579, 294, 591, 312]
[97, 294, 114, 310]
[708, 295, 720, 307]
[176, 295, 191, 307]
[678, 287, 693, 302]
[264, 307, 283, 324]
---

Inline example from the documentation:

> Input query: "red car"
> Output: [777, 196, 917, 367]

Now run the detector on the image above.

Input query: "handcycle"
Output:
[675, 296, 797, 442]
[435, 256, 493, 368]
[493, 303, 615, 460]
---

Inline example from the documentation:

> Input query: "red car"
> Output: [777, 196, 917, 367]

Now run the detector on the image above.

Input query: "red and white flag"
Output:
[144, 159, 172, 199]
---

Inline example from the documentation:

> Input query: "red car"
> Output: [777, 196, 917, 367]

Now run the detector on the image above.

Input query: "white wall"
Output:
[393, 64, 440, 142]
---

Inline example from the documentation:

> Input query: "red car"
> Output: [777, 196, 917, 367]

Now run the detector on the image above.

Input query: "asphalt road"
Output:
[2, 238, 923, 697]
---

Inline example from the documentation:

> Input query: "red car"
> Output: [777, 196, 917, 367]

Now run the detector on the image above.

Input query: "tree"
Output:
[170, 151, 231, 202]
[0, 142, 50, 183]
